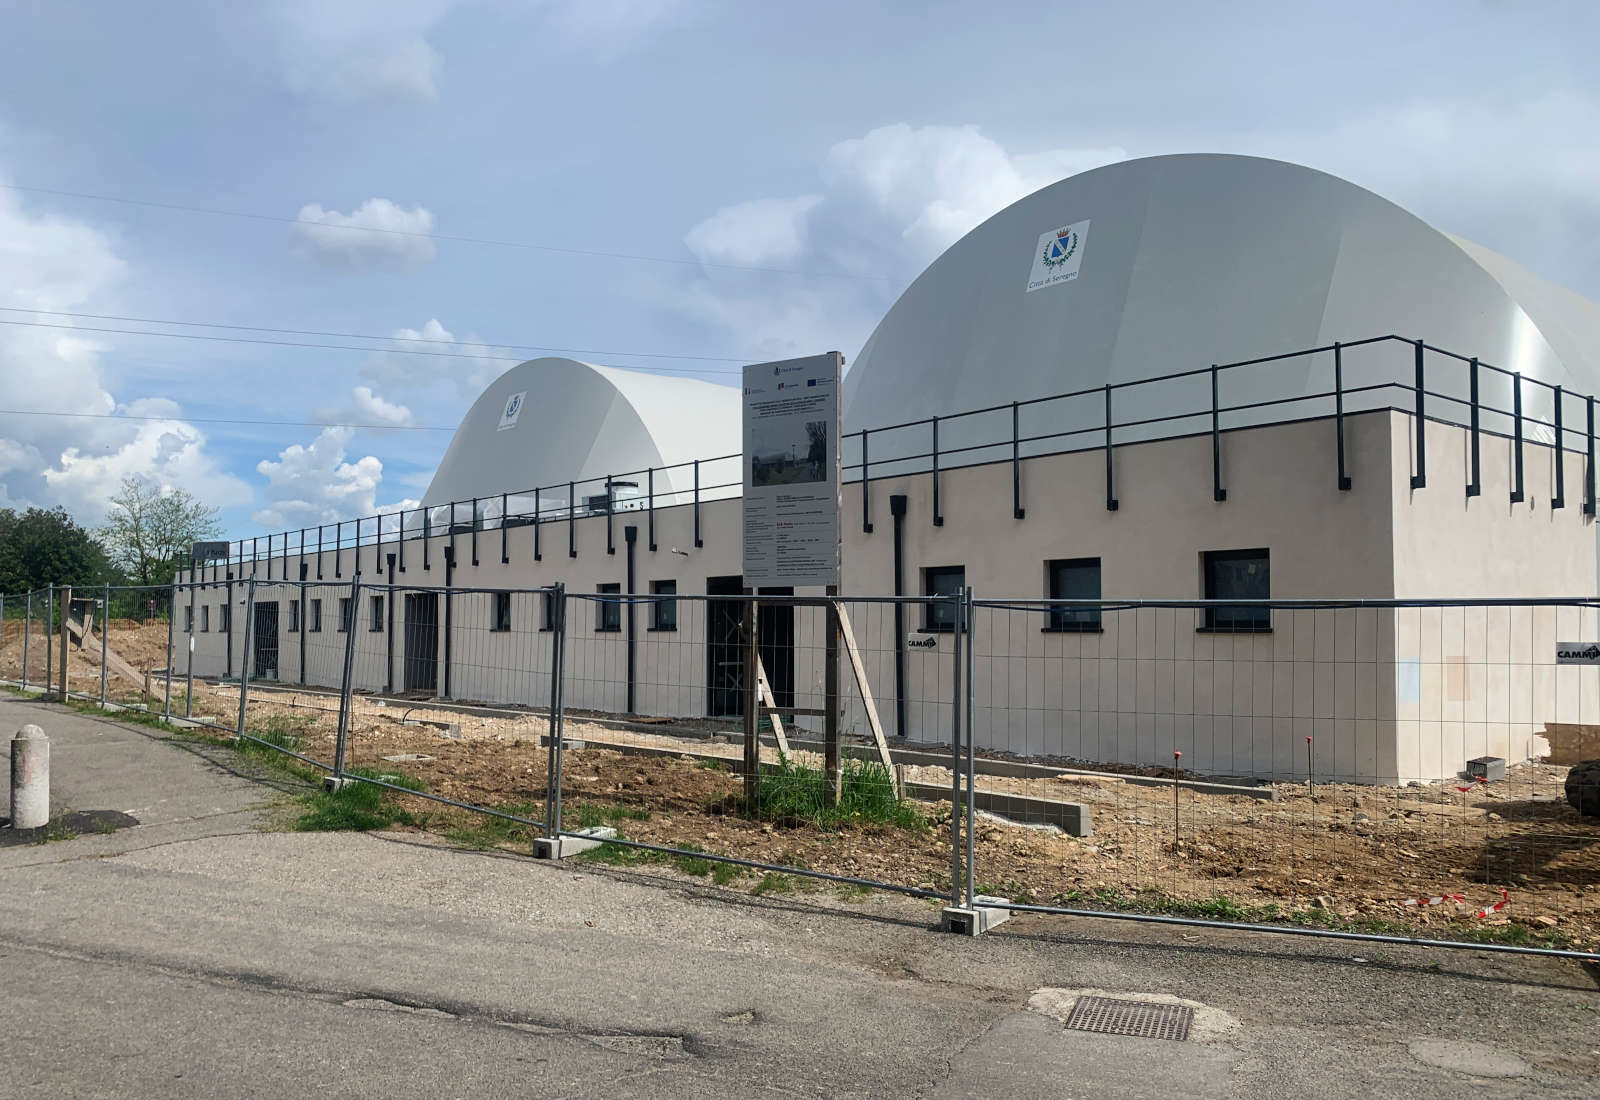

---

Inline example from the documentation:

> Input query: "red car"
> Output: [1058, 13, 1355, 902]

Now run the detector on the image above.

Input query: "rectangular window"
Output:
[650, 580, 677, 631]
[338, 597, 353, 633]
[201, 605, 210, 632]
[370, 595, 384, 632]
[492, 591, 512, 632]
[596, 582, 621, 632]
[310, 599, 323, 632]
[220, 603, 231, 634]
[922, 566, 964, 632]
[288, 601, 300, 632]
[540, 590, 555, 632]
[184, 605, 193, 632]
[1202, 548, 1271, 632]
[1046, 558, 1102, 632]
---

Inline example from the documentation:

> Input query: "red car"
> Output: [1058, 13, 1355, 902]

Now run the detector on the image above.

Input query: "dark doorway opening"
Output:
[404, 592, 440, 693]
[704, 577, 795, 717]
[252, 602, 279, 681]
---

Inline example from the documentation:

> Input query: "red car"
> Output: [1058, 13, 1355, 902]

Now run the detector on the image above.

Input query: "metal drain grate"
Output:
[1062, 996, 1193, 1041]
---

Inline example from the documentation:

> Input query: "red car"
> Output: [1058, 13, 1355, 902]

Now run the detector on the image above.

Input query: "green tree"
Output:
[0, 506, 111, 597]
[99, 476, 222, 588]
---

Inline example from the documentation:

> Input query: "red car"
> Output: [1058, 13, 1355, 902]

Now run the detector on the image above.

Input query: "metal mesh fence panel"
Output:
[966, 598, 1600, 955]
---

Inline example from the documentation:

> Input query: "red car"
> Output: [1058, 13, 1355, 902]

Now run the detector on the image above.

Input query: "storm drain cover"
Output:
[1063, 996, 1193, 1041]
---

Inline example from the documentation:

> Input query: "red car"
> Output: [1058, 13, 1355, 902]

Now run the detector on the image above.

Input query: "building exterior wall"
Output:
[176, 410, 1600, 783]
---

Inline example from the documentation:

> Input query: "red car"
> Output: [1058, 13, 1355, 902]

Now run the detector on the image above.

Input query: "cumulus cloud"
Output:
[672, 123, 1126, 362]
[359, 318, 511, 397]
[276, 0, 453, 103]
[293, 198, 436, 270]
[252, 426, 388, 529]
[316, 385, 416, 428]
[0, 176, 242, 523]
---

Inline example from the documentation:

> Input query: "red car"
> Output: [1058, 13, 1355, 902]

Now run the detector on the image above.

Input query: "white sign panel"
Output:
[742, 352, 842, 589]
[497, 391, 527, 431]
[1025, 218, 1091, 293]
[1556, 642, 1600, 665]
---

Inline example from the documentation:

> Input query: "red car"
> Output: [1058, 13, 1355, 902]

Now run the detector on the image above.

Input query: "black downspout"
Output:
[625, 525, 637, 715]
[890, 494, 908, 739]
[225, 571, 234, 678]
[385, 553, 396, 694]
[442, 546, 455, 699]
[298, 562, 308, 684]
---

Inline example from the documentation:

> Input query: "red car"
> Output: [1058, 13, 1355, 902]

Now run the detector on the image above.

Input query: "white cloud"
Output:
[359, 318, 510, 397]
[252, 426, 387, 529]
[671, 123, 1125, 361]
[0, 175, 242, 523]
[293, 198, 437, 270]
[276, 0, 455, 103]
[316, 385, 416, 428]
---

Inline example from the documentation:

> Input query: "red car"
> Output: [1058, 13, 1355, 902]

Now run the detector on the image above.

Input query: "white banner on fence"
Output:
[741, 351, 842, 589]
[1556, 642, 1600, 665]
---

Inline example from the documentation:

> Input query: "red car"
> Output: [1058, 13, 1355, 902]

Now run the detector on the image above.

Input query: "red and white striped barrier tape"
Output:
[1474, 889, 1511, 920]
[1402, 893, 1465, 908]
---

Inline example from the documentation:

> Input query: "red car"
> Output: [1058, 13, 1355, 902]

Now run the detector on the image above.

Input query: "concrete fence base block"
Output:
[322, 775, 357, 793]
[534, 826, 617, 860]
[941, 896, 1012, 936]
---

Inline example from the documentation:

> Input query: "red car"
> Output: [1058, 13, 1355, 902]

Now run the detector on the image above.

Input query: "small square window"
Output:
[310, 599, 323, 632]
[338, 597, 353, 632]
[201, 605, 210, 632]
[650, 580, 677, 631]
[1047, 558, 1102, 632]
[288, 601, 300, 632]
[596, 583, 621, 632]
[491, 591, 512, 632]
[923, 566, 964, 632]
[1202, 548, 1270, 632]
[184, 606, 193, 632]
[370, 595, 384, 632]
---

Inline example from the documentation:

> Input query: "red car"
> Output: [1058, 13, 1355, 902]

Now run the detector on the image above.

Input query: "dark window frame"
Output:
[184, 605, 193, 632]
[338, 597, 353, 633]
[1045, 557, 1103, 632]
[370, 594, 385, 632]
[596, 582, 622, 633]
[539, 590, 555, 632]
[491, 591, 512, 633]
[310, 598, 323, 632]
[201, 605, 210, 633]
[288, 601, 300, 632]
[220, 603, 231, 634]
[1201, 548, 1271, 633]
[649, 579, 677, 631]
[922, 565, 964, 633]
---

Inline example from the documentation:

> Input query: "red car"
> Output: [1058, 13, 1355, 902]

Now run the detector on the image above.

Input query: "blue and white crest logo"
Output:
[1026, 219, 1091, 293]
[497, 390, 528, 431]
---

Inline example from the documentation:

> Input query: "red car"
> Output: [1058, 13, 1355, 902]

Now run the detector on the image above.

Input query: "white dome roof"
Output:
[843, 154, 1600, 448]
[422, 357, 739, 510]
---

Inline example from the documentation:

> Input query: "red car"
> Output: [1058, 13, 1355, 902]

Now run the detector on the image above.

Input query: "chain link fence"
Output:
[3, 581, 1596, 960]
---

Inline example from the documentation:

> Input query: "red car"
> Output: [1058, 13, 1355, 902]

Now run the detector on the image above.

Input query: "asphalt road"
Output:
[2, 696, 1597, 1097]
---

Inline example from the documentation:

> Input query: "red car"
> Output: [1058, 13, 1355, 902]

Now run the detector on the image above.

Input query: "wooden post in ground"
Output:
[58, 586, 71, 702]
[834, 601, 897, 793]
[825, 585, 841, 804]
[742, 591, 760, 809]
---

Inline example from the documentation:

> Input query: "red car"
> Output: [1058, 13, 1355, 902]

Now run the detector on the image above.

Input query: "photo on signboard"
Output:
[750, 418, 829, 487]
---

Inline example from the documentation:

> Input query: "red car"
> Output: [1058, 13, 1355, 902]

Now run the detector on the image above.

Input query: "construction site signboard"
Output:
[742, 351, 842, 588]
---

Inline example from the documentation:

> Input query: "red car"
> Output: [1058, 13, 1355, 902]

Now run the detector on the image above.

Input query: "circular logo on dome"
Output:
[1041, 227, 1079, 269]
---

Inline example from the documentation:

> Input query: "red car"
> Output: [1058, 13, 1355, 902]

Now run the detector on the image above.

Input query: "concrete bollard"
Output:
[10, 724, 49, 829]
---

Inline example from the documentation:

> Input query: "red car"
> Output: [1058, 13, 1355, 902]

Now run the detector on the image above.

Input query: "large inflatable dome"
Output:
[421, 357, 739, 517]
[842, 153, 1600, 456]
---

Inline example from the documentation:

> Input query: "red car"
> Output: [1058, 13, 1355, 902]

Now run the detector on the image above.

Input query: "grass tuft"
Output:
[291, 767, 425, 832]
[443, 803, 544, 851]
[747, 755, 925, 830]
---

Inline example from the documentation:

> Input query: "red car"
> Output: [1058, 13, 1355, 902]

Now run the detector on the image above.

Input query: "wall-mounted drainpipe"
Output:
[442, 545, 455, 699]
[385, 553, 397, 694]
[298, 563, 308, 684]
[624, 524, 637, 715]
[890, 494, 908, 739]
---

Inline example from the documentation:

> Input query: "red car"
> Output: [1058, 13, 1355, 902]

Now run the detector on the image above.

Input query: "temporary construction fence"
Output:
[2, 581, 1597, 962]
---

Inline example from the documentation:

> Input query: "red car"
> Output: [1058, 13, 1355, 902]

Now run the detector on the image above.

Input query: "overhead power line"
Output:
[0, 407, 452, 431]
[0, 182, 888, 282]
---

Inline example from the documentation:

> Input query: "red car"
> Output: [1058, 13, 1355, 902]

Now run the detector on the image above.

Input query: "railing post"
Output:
[1211, 365, 1227, 502]
[470, 498, 480, 567]
[1011, 403, 1026, 519]
[1554, 386, 1566, 510]
[1334, 342, 1352, 491]
[317, 525, 324, 579]
[423, 510, 432, 570]
[331, 572, 362, 781]
[534, 489, 542, 561]
[932, 417, 944, 526]
[1410, 339, 1426, 490]
[164, 577, 176, 717]
[1510, 372, 1525, 504]
[184, 564, 197, 717]
[1104, 385, 1119, 511]
[544, 583, 567, 838]
[568, 481, 577, 558]
[99, 581, 109, 708]
[236, 577, 256, 742]
[949, 587, 964, 909]
[606, 480, 616, 556]
[862, 429, 873, 533]
[1467, 356, 1481, 498]
[500, 494, 509, 564]
[1587, 395, 1596, 517]
[647, 468, 657, 552]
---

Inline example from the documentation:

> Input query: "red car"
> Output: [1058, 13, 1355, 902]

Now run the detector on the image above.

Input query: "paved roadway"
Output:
[1, 696, 1596, 1097]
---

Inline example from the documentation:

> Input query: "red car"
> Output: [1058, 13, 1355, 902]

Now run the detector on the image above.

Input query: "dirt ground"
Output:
[1, 619, 173, 698]
[160, 680, 1599, 950]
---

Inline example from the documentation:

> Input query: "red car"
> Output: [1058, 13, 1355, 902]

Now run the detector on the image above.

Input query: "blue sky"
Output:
[1, 0, 1596, 539]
